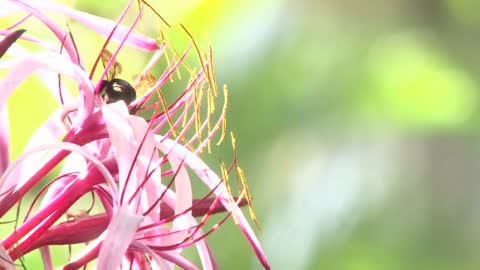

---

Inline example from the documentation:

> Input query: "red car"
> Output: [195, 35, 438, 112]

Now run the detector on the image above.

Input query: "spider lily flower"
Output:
[0, 1, 270, 269]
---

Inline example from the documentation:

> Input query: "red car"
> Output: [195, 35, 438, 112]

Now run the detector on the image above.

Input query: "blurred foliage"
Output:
[6, 0, 480, 269]
[359, 33, 476, 128]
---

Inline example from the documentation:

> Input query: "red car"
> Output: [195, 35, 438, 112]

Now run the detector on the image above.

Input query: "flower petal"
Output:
[102, 103, 168, 220]
[160, 148, 192, 242]
[0, 29, 25, 59]
[0, 52, 94, 123]
[0, 244, 15, 270]
[25, 0, 159, 51]
[129, 241, 173, 269]
[101, 103, 138, 203]
[97, 205, 143, 270]
[2, 44, 76, 104]
[7, 110, 65, 196]
[0, 142, 117, 205]
[0, 107, 9, 176]
[0, 30, 62, 54]
[10, 0, 82, 65]
[0, 1, 20, 18]
[126, 116, 166, 218]
[154, 136, 271, 269]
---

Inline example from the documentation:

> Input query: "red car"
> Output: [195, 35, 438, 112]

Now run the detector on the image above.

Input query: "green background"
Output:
[6, 0, 480, 269]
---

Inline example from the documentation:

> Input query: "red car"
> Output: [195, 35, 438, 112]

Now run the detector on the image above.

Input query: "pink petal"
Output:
[10, 110, 66, 196]
[154, 136, 271, 269]
[25, 0, 159, 51]
[196, 239, 219, 270]
[26, 214, 108, 252]
[0, 107, 9, 176]
[0, 52, 94, 123]
[132, 240, 200, 270]
[101, 103, 138, 203]
[39, 247, 53, 270]
[97, 205, 143, 270]
[10, 0, 82, 66]
[0, 28, 25, 58]
[102, 104, 167, 218]
[0, 244, 15, 270]
[35, 69, 76, 105]
[153, 250, 198, 270]
[189, 225, 216, 270]
[126, 116, 166, 216]
[0, 1, 21, 19]
[3, 44, 76, 104]
[0, 30, 70, 53]
[0, 142, 117, 203]
[163, 151, 193, 241]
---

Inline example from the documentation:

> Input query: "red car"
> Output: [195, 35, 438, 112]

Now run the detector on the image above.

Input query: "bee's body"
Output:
[98, 50, 154, 109]
[100, 78, 136, 105]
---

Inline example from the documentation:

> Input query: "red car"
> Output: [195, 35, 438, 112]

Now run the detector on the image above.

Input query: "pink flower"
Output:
[0, 1, 270, 269]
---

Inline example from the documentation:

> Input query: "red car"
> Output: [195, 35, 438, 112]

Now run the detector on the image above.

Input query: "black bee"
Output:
[98, 50, 155, 109]
[99, 78, 136, 105]
[99, 50, 136, 106]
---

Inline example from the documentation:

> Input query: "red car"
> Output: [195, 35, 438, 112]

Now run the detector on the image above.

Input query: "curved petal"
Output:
[164, 153, 193, 243]
[0, 29, 25, 58]
[0, 1, 20, 18]
[127, 116, 164, 216]
[0, 106, 9, 176]
[0, 30, 62, 53]
[0, 52, 94, 124]
[0, 142, 118, 203]
[2, 44, 75, 104]
[24, 0, 159, 51]
[10, 0, 82, 66]
[97, 205, 143, 270]
[8, 109, 66, 200]
[101, 103, 138, 204]
[0, 244, 15, 270]
[102, 103, 168, 219]
[154, 136, 271, 269]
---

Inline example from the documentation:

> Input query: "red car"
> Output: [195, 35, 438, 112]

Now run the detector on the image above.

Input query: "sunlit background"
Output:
[6, 0, 480, 269]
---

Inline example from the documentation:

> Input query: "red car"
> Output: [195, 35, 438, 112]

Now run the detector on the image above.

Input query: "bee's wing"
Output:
[132, 73, 156, 97]
[101, 49, 123, 80]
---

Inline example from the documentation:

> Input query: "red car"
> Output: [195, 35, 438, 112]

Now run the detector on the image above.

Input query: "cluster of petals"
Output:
[0, 0, 269, 269]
